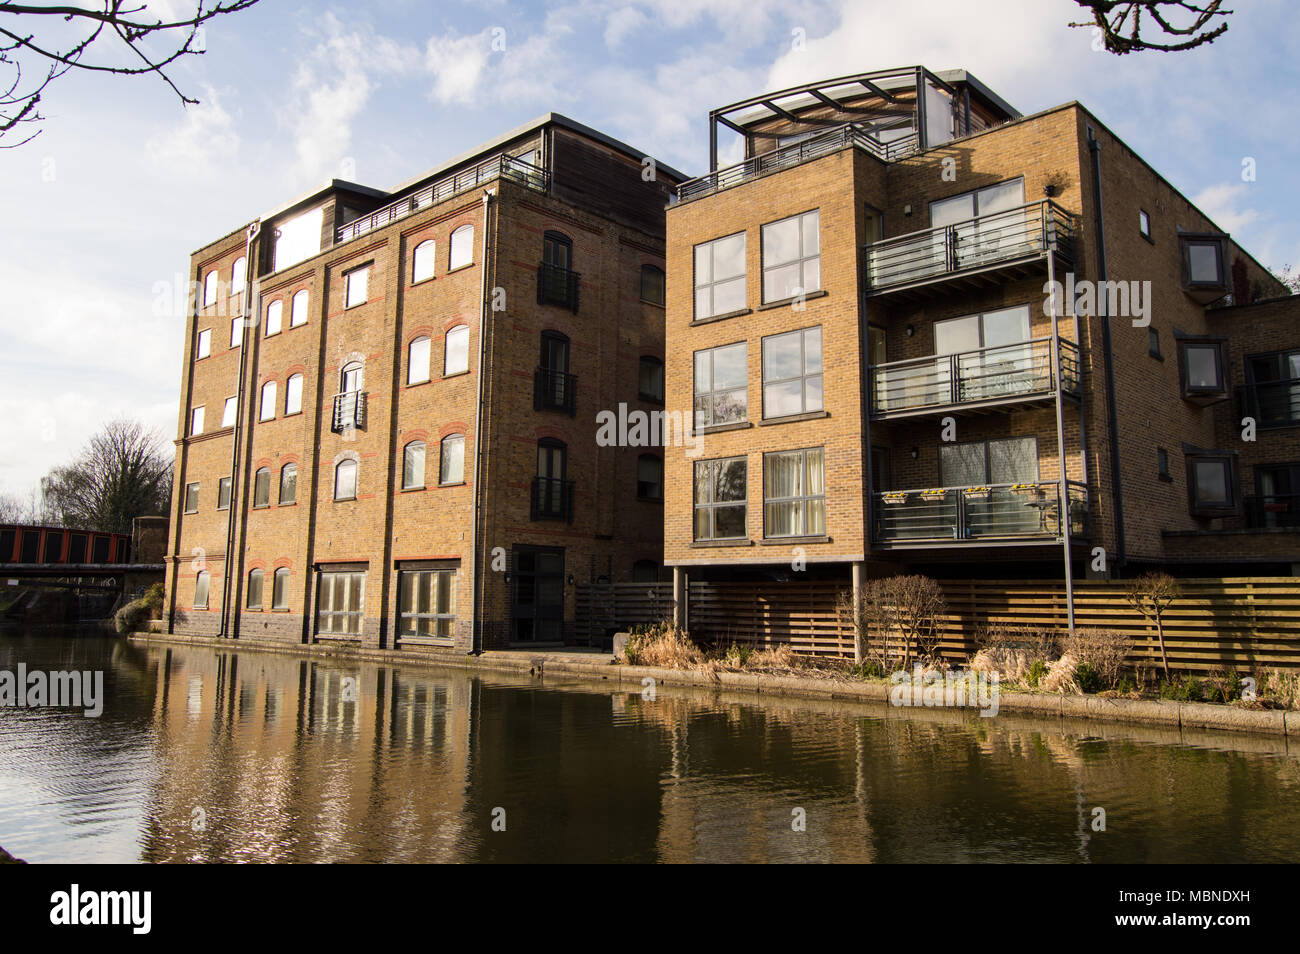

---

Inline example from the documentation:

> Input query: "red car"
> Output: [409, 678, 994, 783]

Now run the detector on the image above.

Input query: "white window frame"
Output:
[449, 225, 474, 270]
[408, 336, 431, 385]
[760, 210, 820, 304]
[345, 267, 369, 308]
[412, 240, 436, 283]
[445, 325, 469, 376]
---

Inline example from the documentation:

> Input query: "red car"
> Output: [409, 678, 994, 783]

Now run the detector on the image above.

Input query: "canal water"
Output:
[1, 631, 1298, 863]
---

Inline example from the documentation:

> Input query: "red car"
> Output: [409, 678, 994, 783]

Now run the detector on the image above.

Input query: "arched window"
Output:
[536, 331, 572, 413]
[412, 239, 436, 283]
[253, 467, 271, 508]
[440, 434, 465, 485]
[638, 356, 664, 403]
[539, 231, 576, 309]
[402, 440, 426, 489]
[408, 336, 431, 385]
[266, 299, 283, 336]
[246, 569, 264, 609]
[203, 270, 218, 307]
[334, 459, 358, 500]
[543, 231, 573, 270]
[637, 454, 663, 500]
[279, 463, 297, 505]
[272, 567, 290, 609]
[341, 361, 363, 393]
[640, 264, 665, 305]
[290, 289, 309, 327]
[449, 224, 474, 270]
[194, 570, 210, 609]
[444, 325, 469, 376]
[259, 380, 277, 421]
[231, 257, 247, 296]
[285, 373, 303, 415]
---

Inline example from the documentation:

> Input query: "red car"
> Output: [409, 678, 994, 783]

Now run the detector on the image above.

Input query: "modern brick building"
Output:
[663, 66, 1296, 627]
[165, 114, 684, 652]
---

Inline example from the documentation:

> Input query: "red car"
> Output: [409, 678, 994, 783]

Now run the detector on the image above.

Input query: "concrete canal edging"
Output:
[126, 631, 1298, 742]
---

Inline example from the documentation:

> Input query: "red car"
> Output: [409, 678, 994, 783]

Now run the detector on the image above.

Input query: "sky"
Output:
[1, 0, 1298, 497]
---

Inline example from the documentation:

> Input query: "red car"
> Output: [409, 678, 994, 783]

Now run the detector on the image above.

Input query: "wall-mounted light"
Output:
[906, 324, 915, 337]
[567, 573, 575, 587]
[903, 204, 913, 217]
[910, 446, 919, 460]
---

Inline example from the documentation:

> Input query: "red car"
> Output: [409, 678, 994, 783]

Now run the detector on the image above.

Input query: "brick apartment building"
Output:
[165, 114, 684, 652]
[663, 66, 1297, 624]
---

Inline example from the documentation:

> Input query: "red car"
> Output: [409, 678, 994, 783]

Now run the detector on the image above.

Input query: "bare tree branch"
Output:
[0, 0, 260, 146]
[1070, 1, 1232, 54]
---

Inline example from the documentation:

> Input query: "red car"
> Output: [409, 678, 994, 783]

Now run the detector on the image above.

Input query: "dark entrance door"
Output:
[511, 546, 566, 643]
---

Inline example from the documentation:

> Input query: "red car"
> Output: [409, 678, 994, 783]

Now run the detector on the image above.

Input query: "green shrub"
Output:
[724, 643, 753, 667]
[852, 660, 885, 679]
[1074, 662, 1103, 694]
[1159, 677, 1204, 702]
[1026, 659, 1046, 688]
[114, 598, 151, 636]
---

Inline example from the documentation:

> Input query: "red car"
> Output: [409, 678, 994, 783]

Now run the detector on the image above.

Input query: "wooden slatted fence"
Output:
[679, 578, 1300, 672]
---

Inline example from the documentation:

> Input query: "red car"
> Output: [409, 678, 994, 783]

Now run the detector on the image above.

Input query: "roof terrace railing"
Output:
[336, 154, 549, 243]
[675, 122, 917, 202]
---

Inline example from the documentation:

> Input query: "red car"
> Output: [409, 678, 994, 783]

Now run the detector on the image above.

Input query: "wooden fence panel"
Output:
[681, 577, 1300, 672]
[574, 583, 674, 642]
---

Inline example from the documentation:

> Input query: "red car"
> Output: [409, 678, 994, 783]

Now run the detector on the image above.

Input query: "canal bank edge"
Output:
[125, 631, 1297, 741]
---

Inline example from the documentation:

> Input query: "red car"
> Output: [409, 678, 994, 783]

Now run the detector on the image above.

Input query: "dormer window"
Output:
[1176, 335, 1228, 404]
[1179, 233, 1229, 301]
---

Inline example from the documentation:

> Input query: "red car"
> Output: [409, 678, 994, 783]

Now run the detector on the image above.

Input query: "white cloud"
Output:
[424, 17, 575, 108]
[146, 84, 239, 172]
[1191, 183, 1261, 235]
[604, 8, 647, 48]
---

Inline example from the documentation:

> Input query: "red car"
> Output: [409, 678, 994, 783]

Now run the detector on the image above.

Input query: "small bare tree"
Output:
[41, 418, 172, 533]
[1126, 572, 1180, 678]
[1069, 2, 1231, 55]
[854, 575, 948, 670]
[1, 1, 261, 146]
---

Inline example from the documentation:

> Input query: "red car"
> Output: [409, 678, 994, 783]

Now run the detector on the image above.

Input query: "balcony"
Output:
[871, 337, 1080, 419]
[676, 122, 917, 203]
[531, 476, 574, 523]
[863, 200, 1074, 299]
[1238, 379, 1300, 429]
[537, 263, 580, 311]
[1244, 494, 1300, 529]
[331, 391, 366, 433]
[873, 481, 1088, 547]
[534, 367, 578, 416]
[336, 154, 548, 243]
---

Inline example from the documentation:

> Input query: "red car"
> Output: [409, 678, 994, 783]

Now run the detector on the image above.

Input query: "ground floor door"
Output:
[511, 546, 566, 643]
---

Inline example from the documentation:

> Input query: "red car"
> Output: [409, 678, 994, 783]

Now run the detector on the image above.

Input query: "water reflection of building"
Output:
[139, 645, 472, 862]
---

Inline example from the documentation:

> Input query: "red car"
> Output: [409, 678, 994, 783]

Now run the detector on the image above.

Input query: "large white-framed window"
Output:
[221, 396, 237, 428]
[230, 257, 246, 296]
[273, 207, 323, 272]
[285, 373, 303, 415]
[694, 232, 746, 320]
[398, 567, 457, 639]
[203, 270, 218, 307]
[196, 328, 211, 359]
[449, 225, 474, 269]
[190, 406, 205, 436]
[761, 210, 820, 303]
[763, 447, 826, 538]
[445, 325, 469, 376]
[693, 342, 747, 428]
[412, 240, 436, 283]
[230, 317, 242, 349]
[408, 336, 431, 385]
[762, 325, 823, 419]
[316, 570, 364, 636]
[693, 456, 747, 541]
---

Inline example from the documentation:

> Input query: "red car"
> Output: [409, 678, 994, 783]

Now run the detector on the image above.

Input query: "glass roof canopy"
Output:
[705, 66, 1019, 172]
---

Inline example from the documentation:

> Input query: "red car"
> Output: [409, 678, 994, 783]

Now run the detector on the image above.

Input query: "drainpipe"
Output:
[219, 221, 260, 638]
[469, 189, 495, 654]
[1087, 129, 1126, 573]
[1046, 222, 1075, 632]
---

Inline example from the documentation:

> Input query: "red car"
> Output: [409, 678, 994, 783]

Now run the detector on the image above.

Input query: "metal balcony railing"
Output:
[1244, 493, 1300, 529]
[331, 391, 366, 433]
[1238, 379, 1300, 429]
[531, 476, 574, 523]
[873, 481, 1089, 544]
[675, 122, 918, 202]
[534, 367, 577, 415]
[871, 338, 1080, 416]
[336, 154, 548, 243]
[537, 263, 580, 311]
[863, 200, 1074, 293]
